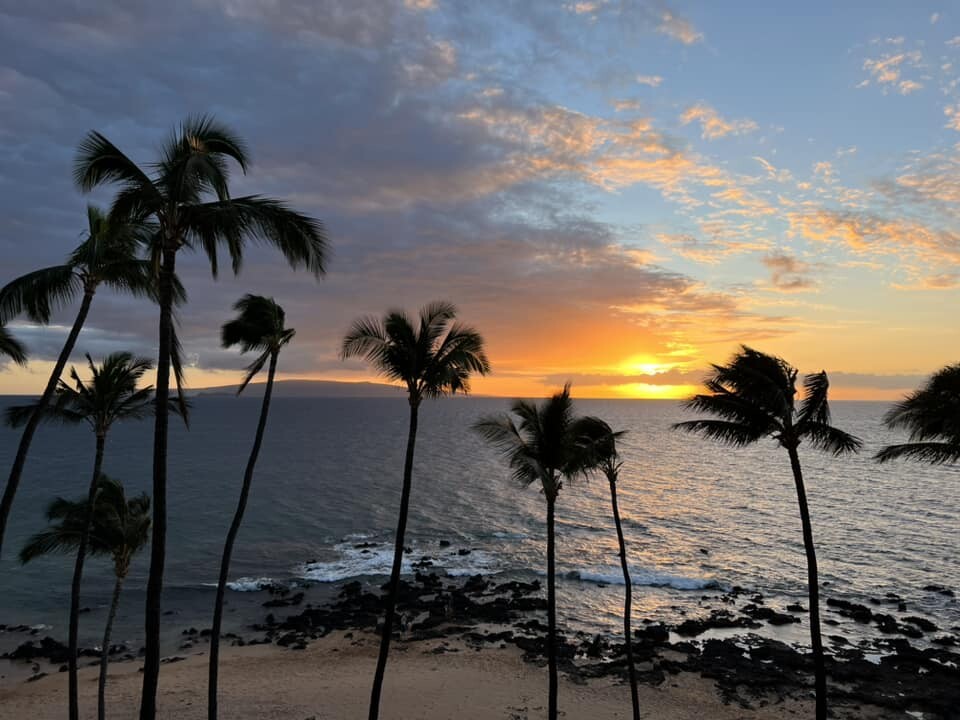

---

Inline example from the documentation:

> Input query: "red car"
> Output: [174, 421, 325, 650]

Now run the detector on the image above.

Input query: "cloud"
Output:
[946, 104, 960, 131]
[656, 10, 702, 45]
[761, 251, 817, 292]
[636, 74, 663, 87]
[679, 102, 758, 140]
[404, 0, 437, 9]
[861, 50, 924, 94]
[931, 12, 940, 25]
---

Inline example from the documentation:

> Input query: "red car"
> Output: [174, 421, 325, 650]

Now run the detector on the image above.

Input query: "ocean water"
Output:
[0, 396, 957, 653]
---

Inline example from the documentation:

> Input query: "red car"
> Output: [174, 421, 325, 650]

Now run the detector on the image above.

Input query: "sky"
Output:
[0, 0, 958, 399]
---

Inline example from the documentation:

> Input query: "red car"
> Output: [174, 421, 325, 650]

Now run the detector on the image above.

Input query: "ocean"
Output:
[0, 396, 957, 654]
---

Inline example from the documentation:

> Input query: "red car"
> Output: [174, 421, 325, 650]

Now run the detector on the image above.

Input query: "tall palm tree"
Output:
[0, 324, 27, 365]
[20, 475, 151, 720]
[73, 115, 328, 719]
[341, 301, 489, 720]
[576, 418, 639, 720]
[876, 364, 960, 464]
[474, 385, 595, 720]
[0, 206, 161, 559]
[6, 352, 155, 720]
[673, 346, 861, 720]
[208, 295, 294, 720]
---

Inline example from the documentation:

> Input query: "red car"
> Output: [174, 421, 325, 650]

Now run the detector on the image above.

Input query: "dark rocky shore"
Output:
[4, 566, 959, 718]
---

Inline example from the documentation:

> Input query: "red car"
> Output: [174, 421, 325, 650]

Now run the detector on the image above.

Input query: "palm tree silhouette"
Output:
[73, 115, 328, 719]
[341, 301, 489, 720]
[0, 324, 27, 365]
[673, 346, 861, 720]
[876, 364, 960, 465]
[20, 475, 150, 720]
[474, 385, 594, 720]
[576, 418, 639, 720]
[6, 351, 155, 720]
[0, 206, 161, 559]
[208, 295, 295, 720]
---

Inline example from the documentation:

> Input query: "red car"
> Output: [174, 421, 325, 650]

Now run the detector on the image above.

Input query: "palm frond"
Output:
[672, 419, 768, 447]
[883, 364, 960, 442]
[802, 423, 862, 456]
[875, 442, 960, 464]
[183, 196, 327, 278]
[798, 371, 831, 427]
[0, 265, 81, 324]
[0, 325, 27, 365]
[74, 131, 159, 201]
[170, 318, 191, 428]
[237, 350, 270, 395]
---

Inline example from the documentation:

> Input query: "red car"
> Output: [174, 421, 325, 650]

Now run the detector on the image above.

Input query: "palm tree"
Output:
[474, 385, 595, 720]
[576, 418, 639, 720]
[876, 364, 960, 464]
[0, 324, 27, 365]
[341, 301, 489, 720]
[208, 295, 294, 720]
[0, 206, 161, 559]
[73, 115, 328, 719]
[673, 346, 861, 720]
[20, 475, 151, 720]
[6, 352, 155, 720]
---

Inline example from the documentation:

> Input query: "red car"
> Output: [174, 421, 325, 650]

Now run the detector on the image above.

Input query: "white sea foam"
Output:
[297, 540, 501, 583]
[226, 577, 277, 592]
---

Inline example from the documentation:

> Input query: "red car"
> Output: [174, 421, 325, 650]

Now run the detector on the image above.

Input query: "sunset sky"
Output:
[1, 1, 958, 399]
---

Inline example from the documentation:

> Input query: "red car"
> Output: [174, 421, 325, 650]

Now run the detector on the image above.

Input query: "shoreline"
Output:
[3, 572, 958, 718]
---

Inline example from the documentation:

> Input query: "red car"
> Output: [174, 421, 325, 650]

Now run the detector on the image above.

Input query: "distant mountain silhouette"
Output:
[193, 379, 404, 398]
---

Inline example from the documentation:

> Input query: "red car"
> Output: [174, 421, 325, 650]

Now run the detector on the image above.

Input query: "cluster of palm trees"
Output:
[0, 116, 327, 720]
[0, 115, 956, 720]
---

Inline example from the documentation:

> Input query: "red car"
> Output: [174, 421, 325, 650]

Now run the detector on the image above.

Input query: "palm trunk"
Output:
[0, 288, 92, 557]
[609, 478, 640, 720]
[787, 446, 827, 720]
[66, 432, 106, 720]
[98, 573, 124, 720]
[140, 248, 176, 720]
[208, 353, 278, 720]
[368, 400, 419, 720]
[546, 492, 558, 720]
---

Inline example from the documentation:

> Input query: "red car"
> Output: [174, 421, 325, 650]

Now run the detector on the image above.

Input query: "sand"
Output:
[0, 631, 859, 719]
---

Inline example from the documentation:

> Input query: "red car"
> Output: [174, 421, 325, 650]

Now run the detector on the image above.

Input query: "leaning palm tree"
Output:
[0, 206, 161, 560]
[0, 324, 27, 365]
[474, 385, 595, 720]
[74, 115, 328, 719]
[341, 301, 489, 720]
[20, 475, 151, 720]
[876, 364, 960, 465]
[6, 352, 155, 720]
[208, 295, 295, 720]
[576, 418, 639, 720]
[673, 346, 861, 720]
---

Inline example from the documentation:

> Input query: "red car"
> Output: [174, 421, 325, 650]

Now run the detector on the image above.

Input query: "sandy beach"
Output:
[2, 630, 905, 720]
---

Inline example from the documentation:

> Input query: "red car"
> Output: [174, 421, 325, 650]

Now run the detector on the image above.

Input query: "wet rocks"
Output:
[675, 610, 761, 636]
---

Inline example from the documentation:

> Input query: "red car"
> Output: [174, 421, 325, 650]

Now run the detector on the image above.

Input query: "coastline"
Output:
[0, 631, 892, 720]
[3, 572, 957, 719]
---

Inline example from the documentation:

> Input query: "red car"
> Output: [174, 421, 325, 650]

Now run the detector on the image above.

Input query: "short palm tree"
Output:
[876, 364, 960, 464]
[576, 418, 639, 720]
[673, 346, 861, 720]
[341, 301, 489, 720]
[208, 295, 295, 720]
[6, 352, 154, 720]
[20, 475, 150, 720]
[0, 206, 161, 559]
[0, 324, 27, 365]
[474, 385, 595, 720]
[74, 115, 328, 719]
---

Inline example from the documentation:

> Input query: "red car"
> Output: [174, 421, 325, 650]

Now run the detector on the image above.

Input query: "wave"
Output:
[564, 567, 722, 591]
[225, 577, 279, 592]
[297, 540, 501, 583]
